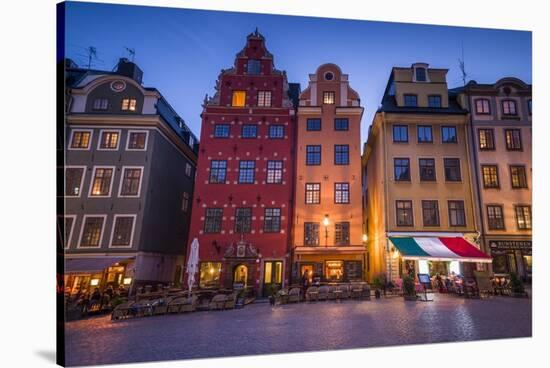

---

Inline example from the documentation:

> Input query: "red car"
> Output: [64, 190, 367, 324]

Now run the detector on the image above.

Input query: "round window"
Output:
[324, 72, 334, 81]
[110, 80, 126, 92]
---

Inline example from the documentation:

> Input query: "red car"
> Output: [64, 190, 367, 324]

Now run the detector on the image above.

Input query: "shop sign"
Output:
[489, 240, 532, 250]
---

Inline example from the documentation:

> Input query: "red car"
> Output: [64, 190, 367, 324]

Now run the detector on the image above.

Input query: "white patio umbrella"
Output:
[186, 238, 200, 294]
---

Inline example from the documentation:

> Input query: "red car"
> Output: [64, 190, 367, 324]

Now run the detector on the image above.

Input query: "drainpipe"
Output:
[381, 113, 391, 280]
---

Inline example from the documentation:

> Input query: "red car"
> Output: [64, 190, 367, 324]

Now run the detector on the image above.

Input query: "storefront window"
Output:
[428, 261, 449, 276]
[523, 255, 532, 274]
[326, 261, 344, 281]
[492, 253, 508, 274]
[300, 264, 314, 283]
[199, 262, 222, 288]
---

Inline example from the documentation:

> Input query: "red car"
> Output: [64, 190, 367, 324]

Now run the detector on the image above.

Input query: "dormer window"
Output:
[415, 67, 427, 82]
[92, 98, 109, 111]
[412, 63, 430, 82]
[404, 94, 417, 107]
[121, 98, 137, 111]
[232, 91, 246, 107]
[323, 91, 335, 105]
[247, 59, 261, 75]
[428, 95, 442, 108]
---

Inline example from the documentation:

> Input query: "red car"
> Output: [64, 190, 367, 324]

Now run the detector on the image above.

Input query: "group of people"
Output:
[66, 285, 128, 315]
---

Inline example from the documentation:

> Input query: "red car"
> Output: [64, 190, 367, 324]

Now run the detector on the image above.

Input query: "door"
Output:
[263, 261, 283, 297]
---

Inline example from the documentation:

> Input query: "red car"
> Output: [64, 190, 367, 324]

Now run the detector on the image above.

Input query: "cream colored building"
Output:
[363, 63, 482, 282]
[292, 63, 365, 283]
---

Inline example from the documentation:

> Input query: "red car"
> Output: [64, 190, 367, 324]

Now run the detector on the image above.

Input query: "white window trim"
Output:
[88, 165, 116, 198]
[97, 129, 122, 151]
[77, 214, 107, 249]
[65, 165, 87, 198]
[118, 166, 144, 198]
[68, 129, 93, 151]
[63, 214, 77, 249]
[412, 65, 430, 83]
[109, 214, 137, 249]
[125, 130, 149, 151]
[185, 163, 193, 178]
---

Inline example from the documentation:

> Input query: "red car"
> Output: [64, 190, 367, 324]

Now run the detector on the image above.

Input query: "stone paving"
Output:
[65, 294, 531, 366]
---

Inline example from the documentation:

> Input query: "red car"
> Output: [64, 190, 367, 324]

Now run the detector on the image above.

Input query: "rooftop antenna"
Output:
[86, 46, 97, 69]
[458, 42, 468, 87]
[124, 46, 136, 62]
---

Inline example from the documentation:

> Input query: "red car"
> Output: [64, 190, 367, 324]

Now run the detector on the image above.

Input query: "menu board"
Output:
[418, 273, 431, 285]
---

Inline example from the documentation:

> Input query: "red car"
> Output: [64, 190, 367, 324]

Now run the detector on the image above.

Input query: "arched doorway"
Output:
[233, 264, 248, 287]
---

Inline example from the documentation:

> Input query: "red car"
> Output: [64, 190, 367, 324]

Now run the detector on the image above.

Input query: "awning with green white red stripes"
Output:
[389, 237, 492, 263]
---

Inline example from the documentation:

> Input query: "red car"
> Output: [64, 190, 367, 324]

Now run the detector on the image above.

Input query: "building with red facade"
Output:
[187, 30, 300, 297]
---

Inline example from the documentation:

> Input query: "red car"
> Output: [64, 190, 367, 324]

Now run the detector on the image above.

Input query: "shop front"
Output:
[488, 239, 532, 283]
[64, 256, 135, 295]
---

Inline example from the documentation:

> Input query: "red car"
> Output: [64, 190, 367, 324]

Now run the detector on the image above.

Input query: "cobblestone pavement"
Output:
[65, 294, 531, 366]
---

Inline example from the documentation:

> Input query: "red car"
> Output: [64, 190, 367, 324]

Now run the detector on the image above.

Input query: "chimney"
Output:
[116, 58, 143, 84]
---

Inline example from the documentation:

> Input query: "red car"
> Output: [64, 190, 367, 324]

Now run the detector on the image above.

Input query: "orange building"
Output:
[291, 64, 365, 283]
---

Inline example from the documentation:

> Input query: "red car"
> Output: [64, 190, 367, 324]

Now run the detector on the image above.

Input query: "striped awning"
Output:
[389, 237, 492, 263]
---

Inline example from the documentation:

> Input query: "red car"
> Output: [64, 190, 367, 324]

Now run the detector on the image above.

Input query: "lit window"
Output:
[258, 91, 272, 107]
[505, 129, 522, 150]
[475, 99, 491, 114]
[334, 183, 350, 204]
[92, 98, 109, 110]
[120, 167, 142, 196]
[510, 166, 528, 189]
[70, 130, 91, 149]
[65, 167, 84, 196]
[487, 205, 504, 230]
[502, 100, 517, 116]
[481, 165, 499, 188]
[266, 160, 283, 184]
[99, 131, 119, 149]
[80, 216, 105, 248]
[199, 262, 222, 288]
[111, 216, 135, 247]
[121, 98, 137, 111]
[90, 168, 113, 196]
[232, 91, 246, 107]
[305, 183, 320, 204]
[323, 91, 335, 104]
[478, 129, 494, 150]
[515, 205, 531, 230]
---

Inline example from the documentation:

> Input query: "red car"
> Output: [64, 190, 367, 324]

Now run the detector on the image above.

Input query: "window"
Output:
[404, 94, 417, 107]
[419, 158, 436, 181]
[257, 91, 272, 107]
[515, 205, 532, 230]
[428, 95, 441, 108]
[415, 67, 427, 82]
[510, 166, 528, 189]
[304, 222, 320, 246]
[247, 59, 261, 75]
[214, 124, 230, 138]
[334, 182, 350, 204]
[323, 91, 335, 104]
[306, 145, 321, 165]
[185, 163, 192, 178]
[422, 200, 440, 226]
[264, 208, 281, 233]
[481, 165, 499, 188]
[478, 129, 495, 150]
[127, 131, 148, 150]
[98, 130, 119, 150]
[335, 222, 350, 245]
[204, 208, 223, 233]
[209, 160, 227, 184]
[238, 160, 255, 183]
[61, 216, 75, 249]
[475, 99, 491, 114]
[70, 130, 91, 149]
[305, 183, 320, 204]
[502, 100, 517, 116]
[92, 98, 108, 110]
[65, 167, 85, 196]
[268, 125, 284, 139]
[394, 158, 410, 181]
[441, 126, 457, 143]
[393, 125, 408, 143]
[306, 118, 321, 131]
[334, 145, 349, 165]
[334, 118, 349, 131]
[448, 201, 466, 227]
[199, 262, 222, 288]
[241, 124, 257, 138]
[528, 99, 532, 115]
[119, 167, 142, 196]
[444, 158, 461, 182]
[90, 167, 114, 196]
[417, 125, 433, 143]
[182, 192, 190, 212]
[79, 216, 105, 248]
[396, 200, 413, 226]
[232, 91, 246, 107]
[266, 160, 283, 184]
[487, 205, 504, 230]
[111, 216, 135, 247]
[505, 129, 522, 150]
[121, 98, 137, 111]
[235, 208, 252, 233]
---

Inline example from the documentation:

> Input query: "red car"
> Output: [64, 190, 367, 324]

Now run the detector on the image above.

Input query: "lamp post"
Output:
[323, 214, 329, 247]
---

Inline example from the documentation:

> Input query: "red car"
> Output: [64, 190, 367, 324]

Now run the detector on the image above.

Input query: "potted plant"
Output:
[372, 276, 382, 299]
[266, 284, 280, 306]
[509, 273, 528, 298]
[402, 275, 417, 301]
[235, 288, 247, 308]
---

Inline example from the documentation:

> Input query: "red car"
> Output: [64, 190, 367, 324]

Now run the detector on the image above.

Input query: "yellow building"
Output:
[363, 63, 486, 282]
[292, 63, 365, 283]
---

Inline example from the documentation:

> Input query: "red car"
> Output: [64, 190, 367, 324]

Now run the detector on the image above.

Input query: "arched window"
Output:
[233, 264, 248, 286]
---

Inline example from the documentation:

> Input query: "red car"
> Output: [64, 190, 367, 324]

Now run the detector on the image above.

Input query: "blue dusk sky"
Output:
[64, 2, 532, 145]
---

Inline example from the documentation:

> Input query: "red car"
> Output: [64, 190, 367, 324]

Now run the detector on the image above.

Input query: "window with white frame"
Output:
[65, 167, 85, 197]
[98, 130, 120, 150]
[127, 131, 148, 150]
[121, 98, 137, 111]
[90, 167, 114, 196]
[92, 98, 109, 110]
[266, 160, 283, 184]
[79, 216, 105, 248]
[185, 163, 193, 178]
[119, 167, 142, 196]
[258, 91, 272, 107]
[70, 130, 92, 149]
[182, 192, 190, 212]
[111, 216, 135, 247]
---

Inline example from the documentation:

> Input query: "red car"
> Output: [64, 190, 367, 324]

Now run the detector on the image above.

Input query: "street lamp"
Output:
[323, 214, 329, 247]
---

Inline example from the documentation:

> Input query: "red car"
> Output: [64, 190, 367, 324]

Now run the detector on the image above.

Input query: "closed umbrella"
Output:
[186, 238, 200, 294]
